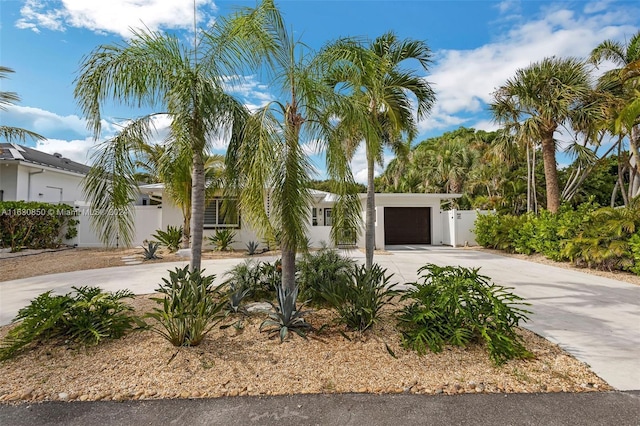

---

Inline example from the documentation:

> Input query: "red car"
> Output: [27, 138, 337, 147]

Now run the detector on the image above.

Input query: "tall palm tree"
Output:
[590, 31, 640, 200]
[491, 57, 592, 213]
[0, 67, 44, 143]
[75, 25, 250, 271]
[326, 33, 435, 268]
[220, 2, 360, 292]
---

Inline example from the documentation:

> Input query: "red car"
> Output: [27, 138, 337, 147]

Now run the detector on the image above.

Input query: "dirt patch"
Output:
[0, 247, 274, 282]
[0, 297, 610, 403]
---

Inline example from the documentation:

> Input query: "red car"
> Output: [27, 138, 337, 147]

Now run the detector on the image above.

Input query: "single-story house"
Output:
[138, 184, 465, 250]
[0, 142, 90, 203]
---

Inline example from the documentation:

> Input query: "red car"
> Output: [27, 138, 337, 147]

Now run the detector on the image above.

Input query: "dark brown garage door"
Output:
[384, 207, 431, 245]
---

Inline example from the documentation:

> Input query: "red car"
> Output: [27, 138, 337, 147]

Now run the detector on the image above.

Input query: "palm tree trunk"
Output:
[190, 149, 205, 271]
[526, 142, 532, 213]
[281, 246, 296, 293]
[182, 204, 191, 249]
[365, 151, 376, 269]
[629, 125, 640, 199]
[540, 132, 560, 213]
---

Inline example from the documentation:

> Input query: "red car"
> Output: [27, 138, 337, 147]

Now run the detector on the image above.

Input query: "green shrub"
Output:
[208, 229, 237, 251]
[152, 225, 183, 252]
[319, 263, 398, 332]
[223, 260, 279, 302]
[146, 266, 227, 346]
[260, 283, 312, 342]
[0, 201, 78, 251]
[0, 286, 137, 361]
[397, 264, 531, 365]
[297, 248, 355, 305]
[561, 204, 639, 271]
[629, 233, 640, 276]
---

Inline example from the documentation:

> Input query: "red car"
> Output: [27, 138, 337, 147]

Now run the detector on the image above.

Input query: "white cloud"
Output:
[16, 0, 217, 37]
[34, 138, 98, 164]
[428, 2, 638, 124]
[349, 145, 391, 185]
[4, 105, 88, 137]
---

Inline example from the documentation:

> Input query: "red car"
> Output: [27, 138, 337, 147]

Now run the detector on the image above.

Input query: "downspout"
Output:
[27, 169, 45, 201]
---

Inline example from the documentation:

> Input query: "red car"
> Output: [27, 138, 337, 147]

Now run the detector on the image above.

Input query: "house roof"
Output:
[0, 143, 91, 175]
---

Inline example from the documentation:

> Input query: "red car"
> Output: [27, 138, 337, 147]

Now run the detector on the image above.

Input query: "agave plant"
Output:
[246, 240, 260, 255]
[260, 283, 312, 342]
[142, 241, 162, 260]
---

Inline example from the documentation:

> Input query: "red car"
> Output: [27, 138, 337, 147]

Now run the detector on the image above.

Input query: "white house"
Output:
[138, 184, 467, 250]
[0, 143, 478, 249]
[0, 142, 90, 203]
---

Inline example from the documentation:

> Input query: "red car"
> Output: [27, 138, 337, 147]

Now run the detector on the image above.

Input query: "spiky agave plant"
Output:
[260, 283, 312, 342]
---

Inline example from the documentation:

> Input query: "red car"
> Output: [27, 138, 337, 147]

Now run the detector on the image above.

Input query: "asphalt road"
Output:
[1, 392, 639, 426]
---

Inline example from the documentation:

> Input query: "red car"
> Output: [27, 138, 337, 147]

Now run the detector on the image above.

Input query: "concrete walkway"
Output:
[1, 247, 638, 390]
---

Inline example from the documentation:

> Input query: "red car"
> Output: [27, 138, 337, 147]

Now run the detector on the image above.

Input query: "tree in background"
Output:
[491, 57, 592, 213]
[590, 31, 640, 203]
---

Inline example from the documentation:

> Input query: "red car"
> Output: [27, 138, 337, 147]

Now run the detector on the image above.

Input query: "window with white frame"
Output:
[204, 198, 240, 228]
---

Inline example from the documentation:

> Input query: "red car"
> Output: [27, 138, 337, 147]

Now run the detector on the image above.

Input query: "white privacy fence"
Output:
[70, 204, 162, 248]
[440, 209, 489, 247]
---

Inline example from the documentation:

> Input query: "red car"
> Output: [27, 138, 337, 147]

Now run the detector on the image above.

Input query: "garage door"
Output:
[384, 207, 431, 245]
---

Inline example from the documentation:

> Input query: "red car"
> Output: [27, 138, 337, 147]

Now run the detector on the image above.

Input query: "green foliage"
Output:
[223, 260, 279, 302]
[142, 241, 162, 260]
[0, 286, 137, 361]
[246, 240, 260, 255]
[297, 247, 355, 305]
[260, 283, 312, 342]
[208, 229, 237, 251]
[152, 225, 183, 252]
[629, 233, 640, 276]
[397, 264, 531, 365]
[0, 201, 78, 252]
[561, 203, 640, 271]
[146, 266, 227, 347]
[318, 263, 398, 332]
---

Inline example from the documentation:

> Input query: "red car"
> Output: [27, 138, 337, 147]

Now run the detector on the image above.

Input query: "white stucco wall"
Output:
[5, 163, 86, 203]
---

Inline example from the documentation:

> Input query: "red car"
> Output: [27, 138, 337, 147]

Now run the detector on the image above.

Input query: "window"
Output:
[204, 198, 240, 228]
[312, 208, 318, 226]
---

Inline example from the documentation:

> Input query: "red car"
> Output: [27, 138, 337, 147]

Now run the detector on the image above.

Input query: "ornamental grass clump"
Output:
[397, 264, 532, 365]
[146, 266, 227, 347]
[0, 286, 138, 361]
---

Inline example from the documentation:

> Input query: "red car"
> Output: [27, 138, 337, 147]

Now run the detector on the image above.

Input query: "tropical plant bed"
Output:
[0, 295, 609, 403]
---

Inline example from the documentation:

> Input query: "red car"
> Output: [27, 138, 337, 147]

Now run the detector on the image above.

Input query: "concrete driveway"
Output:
[1, 246, 638, 390]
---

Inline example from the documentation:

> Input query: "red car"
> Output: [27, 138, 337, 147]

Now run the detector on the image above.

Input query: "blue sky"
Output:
[1, 0, 639, 182]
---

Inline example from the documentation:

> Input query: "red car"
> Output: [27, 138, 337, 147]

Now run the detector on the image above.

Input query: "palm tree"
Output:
[74, 25, 250, 271]
[0, 67, 44, 143]
[590, 31, 640, 200]
[326, 33, 435, 268]
[220, 2, 360, 292]
[136, 143, 225, 248]
[491, 57, 592, 213]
